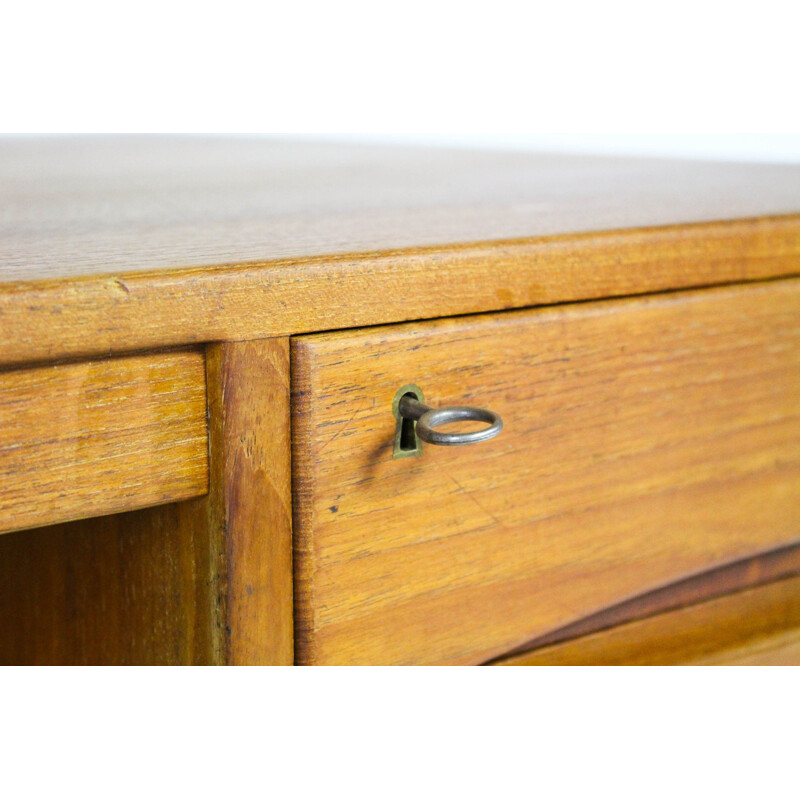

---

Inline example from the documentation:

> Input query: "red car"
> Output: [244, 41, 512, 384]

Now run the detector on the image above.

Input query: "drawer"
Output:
[291, 280, 800, 665]
[0, 349, 209, 534]
[495, 574, 800, 666]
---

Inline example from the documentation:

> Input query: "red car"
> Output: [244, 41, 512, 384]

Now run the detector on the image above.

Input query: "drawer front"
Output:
[494, 574, 800, 666]
[0, 349, 209, 534]
[292, 280, 800, 665]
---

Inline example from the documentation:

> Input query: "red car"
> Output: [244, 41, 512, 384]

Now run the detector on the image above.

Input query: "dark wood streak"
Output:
[484, 541, 800, 664]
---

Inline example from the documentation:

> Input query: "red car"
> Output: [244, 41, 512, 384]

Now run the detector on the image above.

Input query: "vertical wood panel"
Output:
[0, 498, 221, 665]
[208, 339, 294, 665]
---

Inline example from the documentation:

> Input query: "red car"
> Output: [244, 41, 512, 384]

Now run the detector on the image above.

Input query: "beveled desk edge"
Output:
[1, 215, 800, 369]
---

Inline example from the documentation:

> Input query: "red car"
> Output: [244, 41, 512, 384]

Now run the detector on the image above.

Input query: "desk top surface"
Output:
[1, 137, 800, 368]
[3, 136, 800, 282]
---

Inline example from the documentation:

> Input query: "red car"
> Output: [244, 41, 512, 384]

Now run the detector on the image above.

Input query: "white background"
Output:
[3, 2, 800, 162]
[336, 133, 800, 161]
[2, 1, 799, 798]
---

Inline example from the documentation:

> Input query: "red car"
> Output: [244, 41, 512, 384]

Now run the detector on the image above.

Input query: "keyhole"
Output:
[399, 395, 418, 452]
[392, 384, 425, 459]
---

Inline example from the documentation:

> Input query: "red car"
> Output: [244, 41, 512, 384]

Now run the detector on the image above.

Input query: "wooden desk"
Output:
[1, 137, 799, 664]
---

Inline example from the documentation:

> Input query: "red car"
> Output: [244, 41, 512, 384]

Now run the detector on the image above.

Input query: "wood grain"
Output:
[2, 217, 800, 369]
[0, 499, 222, 665]
[2, 137, 800, 368]
[486, 542, 800, 661]
[207, 339, 294, 665]
[0, 338, 293, 664]
[4, 137, 800, 281]
[292, 279, 800, 665]
[0, 349, 209, 535]
[494, 575, 800, 665]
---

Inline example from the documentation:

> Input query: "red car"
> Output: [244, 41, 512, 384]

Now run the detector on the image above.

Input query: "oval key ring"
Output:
[398, 395, 503, 446]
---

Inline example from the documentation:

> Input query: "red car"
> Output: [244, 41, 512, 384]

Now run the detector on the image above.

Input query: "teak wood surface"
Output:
[495, 575, 800, 666]
[0, 349, 209, 535]
[2, 138, 800, 665]
[206, 339, 294, 665]
[0, 339, 293, 665]
[489, 541, 800, 660]
[0, 503, 220, 664]
[292, 279, 800, 665]
[5, 137, 800, 280]
[1, 138, 800, 367]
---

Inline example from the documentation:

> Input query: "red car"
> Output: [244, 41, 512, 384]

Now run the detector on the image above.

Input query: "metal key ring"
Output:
[398, 395, 503, 446]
